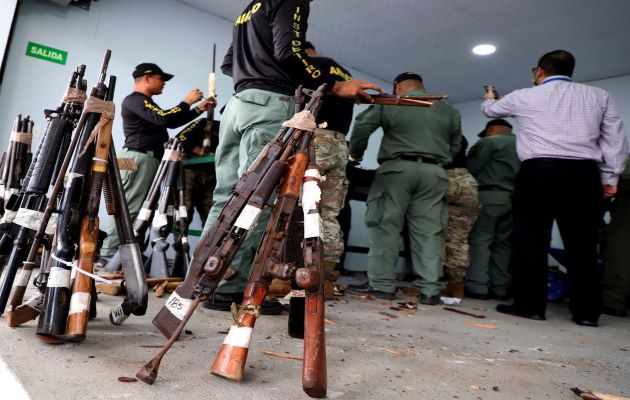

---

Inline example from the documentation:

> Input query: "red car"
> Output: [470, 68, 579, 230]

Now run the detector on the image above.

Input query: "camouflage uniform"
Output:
[314, 128, 349, 266]
[444, 168, 481, 288]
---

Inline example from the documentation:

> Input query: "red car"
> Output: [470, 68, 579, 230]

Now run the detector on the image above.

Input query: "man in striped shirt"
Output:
[481, 50, 628, 327]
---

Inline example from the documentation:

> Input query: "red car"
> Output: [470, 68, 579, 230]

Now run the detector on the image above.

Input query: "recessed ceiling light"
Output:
[472, 44, 496, 56]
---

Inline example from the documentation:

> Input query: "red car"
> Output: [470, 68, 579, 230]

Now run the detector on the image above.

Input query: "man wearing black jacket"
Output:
[201, 0, 381, 312]
[100, 63, 211, 259]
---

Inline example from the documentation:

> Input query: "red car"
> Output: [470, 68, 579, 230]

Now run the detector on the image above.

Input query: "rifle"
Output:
[170, 153, 190, 278]
[150, 84, 322, 339]
[202, 43, 217, 155]
[297, 141, 327, 398]
[210, 132, 310, 382]
[65, 74, 117, 341]
[364, 93, 447, 107]
[0, 66, 87, 315]
[138, 85, 327, 386]
[103, 139, 177, 273]
[37, 50, 112, 339]
[105, 142, 149, 325]
[0, 115, 33, 213]
[146, 143, 181, 278]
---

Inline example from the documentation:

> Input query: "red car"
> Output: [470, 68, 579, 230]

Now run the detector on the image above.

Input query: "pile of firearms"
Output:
[0, 50, 148, 343]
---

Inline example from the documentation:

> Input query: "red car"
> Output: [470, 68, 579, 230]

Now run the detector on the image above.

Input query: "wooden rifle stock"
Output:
[211, 138, 310, 381]
[66, 79, 115, 340]
[364, 93, 447, 107]
[297, 143, 327, 398]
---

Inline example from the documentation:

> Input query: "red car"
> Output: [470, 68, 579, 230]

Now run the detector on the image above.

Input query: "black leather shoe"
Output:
[496, 304, 546, 321]
[571, 317, 598, 327]
[464, 289, 489, 300]
[345, 284, 395, 300]
[420, 294, 441, 306]
[602, 305, 627, 318]
[489, 292, 512, 301]
[202, 292, 244, 311]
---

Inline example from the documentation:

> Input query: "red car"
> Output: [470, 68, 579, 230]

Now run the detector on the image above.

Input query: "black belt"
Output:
[123, 147, 162, 159]
[478, 185, 510, 191]
[398, 154, 439, 165]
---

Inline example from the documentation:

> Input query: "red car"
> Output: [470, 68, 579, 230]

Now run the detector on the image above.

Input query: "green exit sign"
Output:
[25, 41, 67, 65]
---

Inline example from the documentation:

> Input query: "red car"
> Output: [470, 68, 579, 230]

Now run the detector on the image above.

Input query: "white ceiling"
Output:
[178, 0, 630, 103]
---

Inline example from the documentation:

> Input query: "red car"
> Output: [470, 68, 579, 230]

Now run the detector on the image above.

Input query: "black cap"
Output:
[393, 72, 423, 85]
[478, 118, 512, 138]
[132, 63, 174, 81]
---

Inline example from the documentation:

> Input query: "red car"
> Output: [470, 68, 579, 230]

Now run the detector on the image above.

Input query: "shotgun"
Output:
[65, 75, 117, 341]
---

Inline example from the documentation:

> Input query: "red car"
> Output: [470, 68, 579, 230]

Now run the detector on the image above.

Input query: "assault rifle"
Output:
[137, 85, 327, 391]
[0, 66, 87, 315]
[364, 93, 447, 107]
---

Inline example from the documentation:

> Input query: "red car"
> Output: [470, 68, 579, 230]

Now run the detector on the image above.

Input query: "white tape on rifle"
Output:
[152, 212, 168, 229]
[179, 206, 188, 220]
[165, 292, 194, 320]
[47, 266, 71, 288]
[281, 109, 317, 132]
[301, 180, 321, 214]
[223, 325, 253, 348]
[13, 208, 45, 231]
[138, 207, 152, 221]
[234, 204, 262, 230]
[304, 212, 323, 239]
[68, 292, 91, 315]
[15, 267, 33, 287]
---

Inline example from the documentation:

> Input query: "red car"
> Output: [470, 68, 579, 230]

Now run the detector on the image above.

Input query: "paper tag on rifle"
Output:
[117, 157, 137, 171]
[165, 292, 194, 320]
[303, 212, 323, 239]
[14, 208, 46, 231]
[24, 292, 45, 312]
[234, 204, 262, 230]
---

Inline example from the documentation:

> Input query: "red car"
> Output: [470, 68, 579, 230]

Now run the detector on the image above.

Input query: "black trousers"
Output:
[511, 158, 602, 320]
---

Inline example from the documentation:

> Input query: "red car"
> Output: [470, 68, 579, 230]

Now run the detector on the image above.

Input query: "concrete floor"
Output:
[0, 281, 629, 400]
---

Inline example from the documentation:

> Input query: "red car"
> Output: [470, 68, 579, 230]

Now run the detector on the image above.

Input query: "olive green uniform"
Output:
[466, 132, 520, 297]
[349, 89, 462, 296]
[602, 158, 630, 312]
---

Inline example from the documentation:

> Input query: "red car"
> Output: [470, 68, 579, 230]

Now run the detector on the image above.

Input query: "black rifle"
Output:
[0, 66, 87, 315]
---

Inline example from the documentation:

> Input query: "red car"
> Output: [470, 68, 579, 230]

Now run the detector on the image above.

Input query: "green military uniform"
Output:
[202, 89, 293, 293]
[349, 89, 461, 296]
[602, 158, 630, 313]
[466, 132, 520, 297]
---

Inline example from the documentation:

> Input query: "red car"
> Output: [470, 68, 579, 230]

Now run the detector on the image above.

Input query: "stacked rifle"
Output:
[1, 50, 148, 344]
[103, 138, 190, 285]
[136, 84, 328, 398]
[0, 115, 33, 220]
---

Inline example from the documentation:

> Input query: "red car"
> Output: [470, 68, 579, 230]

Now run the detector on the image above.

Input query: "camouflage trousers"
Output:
[314, 128, 349, 265]
[183, 167, 216, 226]
[443, 168, 481, 285]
